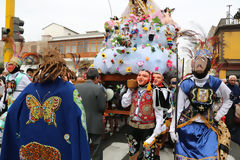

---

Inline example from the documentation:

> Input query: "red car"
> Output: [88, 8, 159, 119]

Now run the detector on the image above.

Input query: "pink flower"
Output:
[116, 67, 119, 71]
[155, 67, 159, 71]
[139, 34, 142, 38]
[137, 60, 144, 67]
[166, 60, 172, 68]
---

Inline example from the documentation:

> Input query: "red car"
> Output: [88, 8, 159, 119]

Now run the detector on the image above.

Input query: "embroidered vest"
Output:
[129, 90, 155, 123]
[178, 80, 218, 131]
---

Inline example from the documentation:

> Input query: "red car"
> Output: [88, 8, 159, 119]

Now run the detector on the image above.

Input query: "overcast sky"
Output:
[0, 0, 239, 41]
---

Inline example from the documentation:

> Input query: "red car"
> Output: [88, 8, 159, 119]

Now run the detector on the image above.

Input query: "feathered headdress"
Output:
[180, 30, 219, 60]
[7, 37, 24, 67]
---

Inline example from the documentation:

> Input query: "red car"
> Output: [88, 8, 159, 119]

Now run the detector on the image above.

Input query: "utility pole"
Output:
[3, 0, 15, 65]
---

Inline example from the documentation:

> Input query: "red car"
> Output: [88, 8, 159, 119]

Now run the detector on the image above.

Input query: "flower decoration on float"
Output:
[101, 53, 106, 58]
[118, 59, 123, 64]
[137, 60, 144, 67]
[126, 67, 132, 73]
[166, 59, 172, 68]
[143, 27, 148, 31]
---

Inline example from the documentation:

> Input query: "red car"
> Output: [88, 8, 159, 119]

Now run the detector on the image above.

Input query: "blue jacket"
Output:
[0, 78, 90, 160]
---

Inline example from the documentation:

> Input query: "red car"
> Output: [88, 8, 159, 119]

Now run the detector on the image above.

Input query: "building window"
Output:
[59, 44, 64, 54]
[84, 40, 89, 53]
[31, 45, 37, 52]
[90, 40, 96, 52]
[78, 41, 83, 53]
[97, 40, 103, 51]
[66, 43, 70, 53]
[72, 42, 77, 53]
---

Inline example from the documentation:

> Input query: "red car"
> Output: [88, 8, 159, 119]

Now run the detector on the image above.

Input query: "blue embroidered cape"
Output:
[0, 78, 90, 160]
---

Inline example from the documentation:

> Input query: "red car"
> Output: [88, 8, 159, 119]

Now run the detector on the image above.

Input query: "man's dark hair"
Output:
[86, 68, 99, 80]
[0, 67, 4, 74]
[26, 68, 34, 73]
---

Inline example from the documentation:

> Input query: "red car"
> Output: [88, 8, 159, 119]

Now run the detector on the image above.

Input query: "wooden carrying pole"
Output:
[174, 48, 179, 160]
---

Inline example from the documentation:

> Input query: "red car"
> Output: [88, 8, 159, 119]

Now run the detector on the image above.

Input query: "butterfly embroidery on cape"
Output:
[26, 94, 62, 127]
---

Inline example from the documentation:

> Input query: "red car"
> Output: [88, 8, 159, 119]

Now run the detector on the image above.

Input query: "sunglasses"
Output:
[171, 81, 177, 85]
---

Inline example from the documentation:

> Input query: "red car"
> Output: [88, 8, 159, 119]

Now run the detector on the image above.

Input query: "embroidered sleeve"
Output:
[73, 89, 88, 138]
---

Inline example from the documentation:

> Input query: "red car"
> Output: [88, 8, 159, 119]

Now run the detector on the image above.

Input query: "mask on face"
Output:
[192, 56, 211, 79]
[137, 70, 151, 87]
[152, 73, 163, 87]
[7, 63, 20, 74]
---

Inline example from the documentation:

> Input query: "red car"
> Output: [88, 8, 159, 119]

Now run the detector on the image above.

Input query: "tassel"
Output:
[147, 82, 151, 92]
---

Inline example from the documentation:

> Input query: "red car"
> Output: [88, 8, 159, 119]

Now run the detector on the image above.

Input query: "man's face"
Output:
[137, 71, 150, 86]
[153, 73, 163, 87]
[27, 71, 33, 77]
[192, 55, 208, 74]
[229, 77, 237, 85]
[170, 78, 177, 88]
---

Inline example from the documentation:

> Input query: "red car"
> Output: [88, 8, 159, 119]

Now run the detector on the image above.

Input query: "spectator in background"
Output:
[0, 76, 5, 100]
[0, 68, 4, 76]
[226, 75, 240, 145]
[26, 68, 34, 79]
[75, 68, 106, 160]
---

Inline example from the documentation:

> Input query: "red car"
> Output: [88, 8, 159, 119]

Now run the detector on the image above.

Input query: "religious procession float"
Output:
[91, 0, 182, 134]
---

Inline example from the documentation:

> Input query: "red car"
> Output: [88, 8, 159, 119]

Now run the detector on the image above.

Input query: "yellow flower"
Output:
[118, 59, 123, 64]
[101, 53, 106, 58]
[132, 47, 137, 52]
[149, 5, 152, 9]
[145, 56, 150, 61]
[143, 27, 148, 31]
[90, 64, 94, 67]
[126, 67, 131, 72]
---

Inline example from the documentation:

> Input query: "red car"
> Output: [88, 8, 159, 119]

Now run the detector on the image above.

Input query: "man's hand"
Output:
[0, 102, 6, 112]
[170, 131, 179, 143]
[144, 135, 156, 148]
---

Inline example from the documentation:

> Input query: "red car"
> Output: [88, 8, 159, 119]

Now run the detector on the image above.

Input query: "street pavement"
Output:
[102, 121, 238, 160]
[102, 123, 174, 160]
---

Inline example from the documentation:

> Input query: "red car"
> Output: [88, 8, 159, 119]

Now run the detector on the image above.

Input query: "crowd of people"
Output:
[0, 0, 239, 159]
[0, 47, 239, 160]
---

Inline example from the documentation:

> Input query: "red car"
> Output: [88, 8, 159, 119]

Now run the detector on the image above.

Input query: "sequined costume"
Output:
[170, 75, 232, 159]
[122, 86, 156, 160]
[0, 77, 90, 160]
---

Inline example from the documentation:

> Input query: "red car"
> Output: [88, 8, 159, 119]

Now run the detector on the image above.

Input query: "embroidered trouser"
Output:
[126, 125, 155, 160]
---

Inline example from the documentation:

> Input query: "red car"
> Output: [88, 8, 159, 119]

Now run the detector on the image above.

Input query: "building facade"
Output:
[1, 23, 104, 76]
[47, 31, 104, 76]
[213, 18, 240, 80]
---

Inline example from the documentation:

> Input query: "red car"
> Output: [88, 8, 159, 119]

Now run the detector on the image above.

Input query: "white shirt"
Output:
[169, 74, 232, 132]
[0, 72, 32, 105]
